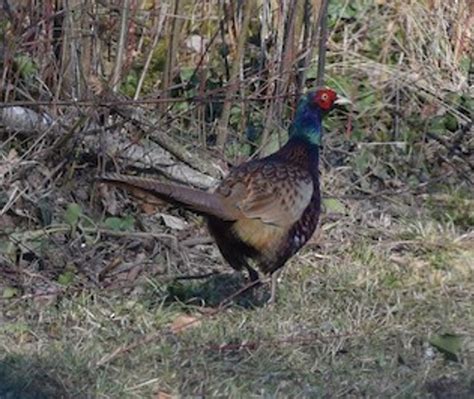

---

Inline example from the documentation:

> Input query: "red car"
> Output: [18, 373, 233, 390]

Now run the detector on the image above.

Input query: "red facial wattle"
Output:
[313, 89, 338, 111]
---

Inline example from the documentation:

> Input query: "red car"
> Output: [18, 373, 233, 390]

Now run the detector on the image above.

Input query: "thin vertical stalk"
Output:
[216, 0, 253, 150]
[259, 0, 288, 153]
[134, 4, 167, 100]
[112, 0, 130, 92]
[274, 0, 299, 117]
[162, 0, 183, 109]
[296, 0, 322, 95]
[316, 0, 329, 88]
[66, 0, 83, 99]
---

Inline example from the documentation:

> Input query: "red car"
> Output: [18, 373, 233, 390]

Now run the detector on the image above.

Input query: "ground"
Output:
[1, 182, 472, 398]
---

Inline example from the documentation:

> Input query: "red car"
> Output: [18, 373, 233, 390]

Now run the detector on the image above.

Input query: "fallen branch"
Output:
[91, 76, 222, 181]
[0, 104, 218, 189]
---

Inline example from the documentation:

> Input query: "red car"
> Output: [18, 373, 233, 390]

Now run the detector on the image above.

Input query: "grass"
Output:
[1, 195, 473, 398]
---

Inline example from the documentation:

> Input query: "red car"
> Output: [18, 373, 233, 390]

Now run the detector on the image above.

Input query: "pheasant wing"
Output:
[217, 161, 313, 227]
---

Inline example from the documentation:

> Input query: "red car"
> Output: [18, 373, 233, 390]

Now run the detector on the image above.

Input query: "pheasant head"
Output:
[290, 88, 350, 145]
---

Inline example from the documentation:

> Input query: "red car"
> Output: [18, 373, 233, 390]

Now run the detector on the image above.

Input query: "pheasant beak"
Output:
[334, 95, 352, 106]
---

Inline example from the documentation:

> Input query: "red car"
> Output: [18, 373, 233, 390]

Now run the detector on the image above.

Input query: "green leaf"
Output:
[459, 56, 471, 73]
[383, 274, 400, 288]
[323, 198, 346, 214]
[328, 1, 358, 20]
[359, 93, 376, 108]
[354, 149, 372, 174]
[104, 215, 135, 231]
[443, 114, 458, 131]
[57, 271, 75, 286]
[229, 105, 242, 125]
[64, 203, 82, 226]
[15, 54, 37, 78]
[173, 101, 189, 112]
[180, 67, 195, 82]
[429, 333, 462, 361]
[121, 71, 139, 97]
[327, 74, 353, 95]
[0, 239, 17, 261]
[3, 287, 19, 299]
[7, 231, 45, 254]
[306, 65, 317, 80]
[104, 217, 122, 231]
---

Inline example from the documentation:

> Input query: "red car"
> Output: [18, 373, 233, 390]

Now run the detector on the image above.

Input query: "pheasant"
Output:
[98, 88, 347, 303]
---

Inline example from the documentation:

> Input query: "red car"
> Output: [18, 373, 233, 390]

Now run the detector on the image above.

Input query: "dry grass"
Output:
[0, 203, 473, 397]
[1, 0, 473, 397]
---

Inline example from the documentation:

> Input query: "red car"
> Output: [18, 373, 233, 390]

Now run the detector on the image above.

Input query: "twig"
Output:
[180, 236, 214, 247]
[183, 331, 357, 354]
[172, 272, 220, 281]
[0, 93, 299, 108]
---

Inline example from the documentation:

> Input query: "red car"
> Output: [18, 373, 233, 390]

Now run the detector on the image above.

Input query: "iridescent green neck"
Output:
[289, 98, 323, 146]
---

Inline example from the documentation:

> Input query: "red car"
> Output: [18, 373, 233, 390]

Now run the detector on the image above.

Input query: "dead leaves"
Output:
[170, 314, 201, 334]
[153, 391, 175, 399]
[159, 213, 188, 230]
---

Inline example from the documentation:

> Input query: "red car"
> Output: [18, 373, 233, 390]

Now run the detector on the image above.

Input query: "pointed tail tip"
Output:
[96, 173, 162, 192]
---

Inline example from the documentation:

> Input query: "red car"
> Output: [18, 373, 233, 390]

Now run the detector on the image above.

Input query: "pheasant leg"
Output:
[269, 269, 282, 304]
[245, 265, 260, 282]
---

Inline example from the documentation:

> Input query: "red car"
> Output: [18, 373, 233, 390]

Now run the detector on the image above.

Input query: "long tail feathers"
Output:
[97, 173, 239, 221]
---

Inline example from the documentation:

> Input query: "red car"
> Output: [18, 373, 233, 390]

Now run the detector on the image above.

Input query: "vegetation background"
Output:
[0, 0, 472, 397]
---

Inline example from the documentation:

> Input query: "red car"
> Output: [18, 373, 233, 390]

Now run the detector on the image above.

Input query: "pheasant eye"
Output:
[320, 93, 328, 101]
